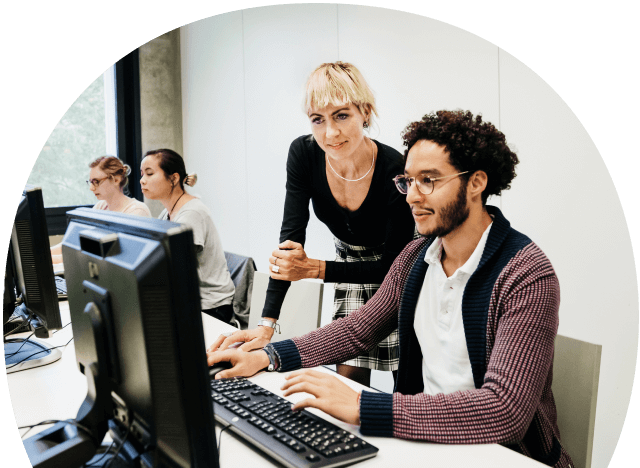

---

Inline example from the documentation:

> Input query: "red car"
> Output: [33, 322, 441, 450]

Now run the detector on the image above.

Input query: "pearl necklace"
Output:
[326, 140, 375, 182]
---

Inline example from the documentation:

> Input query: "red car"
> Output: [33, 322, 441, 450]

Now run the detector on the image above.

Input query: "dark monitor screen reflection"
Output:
[22, 208, 219, 468]
[4, 185, 63, 373]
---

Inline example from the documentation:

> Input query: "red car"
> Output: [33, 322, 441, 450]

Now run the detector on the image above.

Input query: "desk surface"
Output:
[6, 302, 543, 467]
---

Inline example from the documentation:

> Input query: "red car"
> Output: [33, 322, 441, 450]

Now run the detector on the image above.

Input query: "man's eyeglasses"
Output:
[86, 176, 110, 188]
[392, 171, 469, 195]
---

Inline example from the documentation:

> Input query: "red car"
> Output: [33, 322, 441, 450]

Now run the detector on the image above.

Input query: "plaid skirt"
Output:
[332, 238, 399, 371]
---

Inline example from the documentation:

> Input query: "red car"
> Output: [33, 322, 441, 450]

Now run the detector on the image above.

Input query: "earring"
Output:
[363, 121, 369, 129]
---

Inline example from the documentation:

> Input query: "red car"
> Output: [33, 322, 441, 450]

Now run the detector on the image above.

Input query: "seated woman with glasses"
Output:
[51, 156, 151, 264]
[86, 156, 152, 216]
[140, 148, 236, 323]
[209, 62, 415, 387]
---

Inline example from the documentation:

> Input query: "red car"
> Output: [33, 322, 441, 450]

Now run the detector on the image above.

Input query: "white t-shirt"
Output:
[93, 198, 151, 217]
[414, 222, 493, 396]
[160, 198, 235, 310]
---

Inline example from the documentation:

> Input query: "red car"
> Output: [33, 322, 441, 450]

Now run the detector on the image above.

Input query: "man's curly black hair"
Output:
[401, 110, 519, 204]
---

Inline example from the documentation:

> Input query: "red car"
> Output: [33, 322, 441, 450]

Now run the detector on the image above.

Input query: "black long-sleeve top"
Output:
[262, 135, 415, 319]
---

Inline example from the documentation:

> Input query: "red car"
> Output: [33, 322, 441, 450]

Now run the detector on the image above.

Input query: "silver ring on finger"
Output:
[275, 257, 278, 266]
[272, 265, 280, 273]
[222, 331, 234, 337]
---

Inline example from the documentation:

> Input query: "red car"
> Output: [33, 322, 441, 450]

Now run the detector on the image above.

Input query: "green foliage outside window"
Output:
[27, 75, 108, 207]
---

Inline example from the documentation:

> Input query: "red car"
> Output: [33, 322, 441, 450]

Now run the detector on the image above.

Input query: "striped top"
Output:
[272, 206, 573, 467]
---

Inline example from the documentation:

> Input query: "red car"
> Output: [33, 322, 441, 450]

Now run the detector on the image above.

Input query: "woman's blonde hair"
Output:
[89, 156, 131, 191]
[304, 62, 378, 127]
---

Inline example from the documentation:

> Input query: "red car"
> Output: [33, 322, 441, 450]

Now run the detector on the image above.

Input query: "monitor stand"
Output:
[22, 298, 113, 468]
[4, 337, 62, 373]
[4, 305, 62, 374]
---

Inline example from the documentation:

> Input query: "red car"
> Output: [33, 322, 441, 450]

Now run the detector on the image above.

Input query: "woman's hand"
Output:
[207, 325, 275, 353]
[270, 240, 325, 281]
[282, 369, 361, 425]
[206, 348, 270, 380]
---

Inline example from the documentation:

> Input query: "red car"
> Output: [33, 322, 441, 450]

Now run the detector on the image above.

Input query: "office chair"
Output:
[248, 271, 324, 342]
[552, 334, 602, 468]
[224, 251, 257, 329]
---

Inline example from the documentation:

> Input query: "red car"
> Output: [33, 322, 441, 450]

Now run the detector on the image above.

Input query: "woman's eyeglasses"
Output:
[392, 171, 469, 195]
[86, 176, 109, 188]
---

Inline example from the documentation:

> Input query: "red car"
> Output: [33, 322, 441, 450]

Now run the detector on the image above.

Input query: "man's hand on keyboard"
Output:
[206, 348, 270, 379]
[281, 370, 361, 426]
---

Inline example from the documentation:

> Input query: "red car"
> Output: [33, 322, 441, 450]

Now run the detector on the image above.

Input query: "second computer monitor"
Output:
[61, 208, 218, 467]
[9, 185, 61, 334]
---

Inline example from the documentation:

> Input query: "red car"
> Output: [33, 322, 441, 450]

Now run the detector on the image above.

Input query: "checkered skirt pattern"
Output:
[332, 238, 399, 371]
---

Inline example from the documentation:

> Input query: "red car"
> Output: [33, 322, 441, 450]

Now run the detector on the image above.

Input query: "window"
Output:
[28, 66, 118, 208]
[26, 51, 142, 235]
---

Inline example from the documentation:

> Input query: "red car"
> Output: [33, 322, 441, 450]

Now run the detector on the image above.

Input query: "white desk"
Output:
[6, 302, 544, 467]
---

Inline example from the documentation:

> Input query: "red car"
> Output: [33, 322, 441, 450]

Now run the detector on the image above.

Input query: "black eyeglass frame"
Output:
[392, 171, 469, 195]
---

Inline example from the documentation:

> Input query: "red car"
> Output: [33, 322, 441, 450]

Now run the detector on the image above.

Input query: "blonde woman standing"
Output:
[211, 62, 415, 387]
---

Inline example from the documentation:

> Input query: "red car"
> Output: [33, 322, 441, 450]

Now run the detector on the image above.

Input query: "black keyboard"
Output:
[211, 377, 378, 468]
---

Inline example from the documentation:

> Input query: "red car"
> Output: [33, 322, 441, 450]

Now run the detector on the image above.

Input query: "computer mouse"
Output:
[209, 361, 233, 379]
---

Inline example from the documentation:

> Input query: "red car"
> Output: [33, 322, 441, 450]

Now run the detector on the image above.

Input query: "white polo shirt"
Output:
[414, 222, 493, 396]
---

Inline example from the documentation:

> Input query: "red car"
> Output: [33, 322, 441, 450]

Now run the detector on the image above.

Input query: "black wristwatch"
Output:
[263, 344, 280, 372]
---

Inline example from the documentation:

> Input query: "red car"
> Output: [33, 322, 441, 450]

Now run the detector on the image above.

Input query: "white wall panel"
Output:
[242, 4, 339, 273]
[180, 11, 249, 255]
[338, 5, 501, 153]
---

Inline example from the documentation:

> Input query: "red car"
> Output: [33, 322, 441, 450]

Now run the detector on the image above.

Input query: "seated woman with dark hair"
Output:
[140, 148, 235, 323]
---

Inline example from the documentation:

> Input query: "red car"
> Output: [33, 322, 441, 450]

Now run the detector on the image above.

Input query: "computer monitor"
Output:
[4, 185, 63, 373]
[22, 207, 219, 468]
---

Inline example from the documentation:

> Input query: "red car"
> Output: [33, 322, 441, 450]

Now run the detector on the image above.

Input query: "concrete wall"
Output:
[139, 29, 183, 217]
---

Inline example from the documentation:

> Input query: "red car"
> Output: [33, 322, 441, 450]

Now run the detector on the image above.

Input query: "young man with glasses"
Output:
[208, 110, 573, 468]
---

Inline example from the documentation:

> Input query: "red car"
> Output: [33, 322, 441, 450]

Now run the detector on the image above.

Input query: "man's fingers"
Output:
[206, 348, 234, 367]
[239, 338, 265, 352]
[283, 371, 345, 398]
[208, 330, 240, 352]
[291, 397, 320, 412]
[217, 331, 249, 351]
[215, 366, 241, 380]
[284, 369, 324, 385]
[207, 335, 225, 353]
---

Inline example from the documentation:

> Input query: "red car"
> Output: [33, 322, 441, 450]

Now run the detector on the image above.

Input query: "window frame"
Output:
[44, 50, 143, 236]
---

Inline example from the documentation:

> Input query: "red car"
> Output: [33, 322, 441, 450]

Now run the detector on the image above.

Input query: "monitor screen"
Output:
[4, 186, 63, 374]
[51, 207, 218, 467]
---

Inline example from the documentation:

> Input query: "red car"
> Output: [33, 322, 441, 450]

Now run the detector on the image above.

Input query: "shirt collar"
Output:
[424, 237, 444, 266]
[423, 222, 494, 278]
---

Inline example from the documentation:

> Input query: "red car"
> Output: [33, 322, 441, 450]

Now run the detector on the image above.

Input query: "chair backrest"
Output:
[249, 271, 324, 342]
[224, 251, 257, 329]
[552, 334, 601, 468]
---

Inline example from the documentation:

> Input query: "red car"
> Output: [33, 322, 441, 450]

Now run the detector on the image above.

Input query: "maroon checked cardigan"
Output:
[271, 206, 573, 467]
